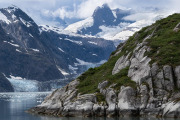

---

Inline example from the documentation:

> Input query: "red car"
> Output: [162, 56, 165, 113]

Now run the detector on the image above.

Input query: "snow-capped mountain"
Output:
[65, 4, 163, 45]
[65, 4, 133, 42]
[0, 6, 115, 92]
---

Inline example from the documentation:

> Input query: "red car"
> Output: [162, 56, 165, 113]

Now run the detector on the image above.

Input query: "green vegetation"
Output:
[77, 13, 180, 95]
[96, 92, 106, 103]
[77, 54, 136, 94]
[146, 13, 180, 66]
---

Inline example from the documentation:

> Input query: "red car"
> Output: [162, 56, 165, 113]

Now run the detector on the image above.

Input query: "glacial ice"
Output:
[6, 75, 69, 92]
[7, 76, 39, 92]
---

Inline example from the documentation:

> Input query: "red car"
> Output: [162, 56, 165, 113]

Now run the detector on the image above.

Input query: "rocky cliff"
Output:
[29, 14, 180, 118]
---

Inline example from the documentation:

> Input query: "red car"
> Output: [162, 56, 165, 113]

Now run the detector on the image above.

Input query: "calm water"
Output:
[0, 92, 179, 120]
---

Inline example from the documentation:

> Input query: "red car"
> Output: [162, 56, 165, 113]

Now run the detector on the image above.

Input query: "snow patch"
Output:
[75, 58, 106, 68]
[56, 66, 69, 76]
[111, 20, 155, 41]
[16, 49, 22, 53]
[0, 11, 11, 24]
[40, 25, 96, 38]
[68, 65, 78, 74]
[12, 14, 16, 20]
[65, 17, 94, 33]
[58, 47, 65, 53]
[40, 25, 63, 33]
[97, 22, 130, 40]
[64, 38, 83, 45]
[19, 18, 32, 27]
[112, 11, 117, 18]
[113, 29, 135, 41]
[88, 41, 97, 45]
[29, 33, 34, 38]
[92, 54, 98, 56]
[31, 49, 40, 52]
[4, 41, 19, 47]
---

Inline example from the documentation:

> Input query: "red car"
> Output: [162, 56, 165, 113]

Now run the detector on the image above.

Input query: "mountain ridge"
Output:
[0, 6, 115, 92]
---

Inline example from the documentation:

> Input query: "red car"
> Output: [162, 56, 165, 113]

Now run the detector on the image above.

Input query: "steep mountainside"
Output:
[0, 6, 115, 92]
[29, 14, 180, 118]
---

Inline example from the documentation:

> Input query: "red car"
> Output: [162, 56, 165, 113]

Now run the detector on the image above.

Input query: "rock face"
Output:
[29, 14, 180, 118]
[0, 73, 14, 92]
[0, 6, 115, 91]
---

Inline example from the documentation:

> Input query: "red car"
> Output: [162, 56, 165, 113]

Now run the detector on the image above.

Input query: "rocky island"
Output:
[28, 14, 180, 118]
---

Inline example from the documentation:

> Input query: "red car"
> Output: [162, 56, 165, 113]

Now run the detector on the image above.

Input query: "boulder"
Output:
[105, 88, 117, 116]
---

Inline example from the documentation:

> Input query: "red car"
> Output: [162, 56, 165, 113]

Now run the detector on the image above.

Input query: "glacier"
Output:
[7, 77, 39, 92]
[6, 75, 71, 92]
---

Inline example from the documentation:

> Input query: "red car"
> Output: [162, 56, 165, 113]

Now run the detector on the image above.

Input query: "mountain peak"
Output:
[101, 3, 109, 8]
[8, 5, 19, 9]
[2, 5, 20, 13]
[0, 5, 37, 28]
[92, 3, 115, 26]
[93, 3, 111, 16]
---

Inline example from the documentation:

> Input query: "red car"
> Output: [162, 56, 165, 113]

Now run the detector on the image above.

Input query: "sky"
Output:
[0, 0, 179, 26]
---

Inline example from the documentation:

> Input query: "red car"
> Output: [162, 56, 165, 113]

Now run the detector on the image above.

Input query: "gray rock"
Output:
[112, 54, 130, 75]
[105, 88, 117, 116]
[163, 101, 180, 118]
[93, 104, 106, 117]
[173, 22, 180, 32]
[98, 81, 109, 95]
[128, 55, 151, 83]
[151, 63, 159, 77]
[163, 65, 174, 91]
[98, 81, 108, 90]
[38, 79, 79, 109]
[153, 70, 164, 89]
[139, 85, 149, 109]
[118, 86, 137, 110]
[175, 66, 180, 89]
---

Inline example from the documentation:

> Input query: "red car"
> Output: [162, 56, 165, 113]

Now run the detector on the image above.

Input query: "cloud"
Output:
[41, 5, 77, 20]
[77, 0, 114, 18]
[0, 0, 179, 26]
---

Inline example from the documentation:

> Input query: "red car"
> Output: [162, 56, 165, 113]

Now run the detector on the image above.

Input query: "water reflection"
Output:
[0, 92, 179, 120]
[0, 92, 49, 120]
[36, 117, 179, 120]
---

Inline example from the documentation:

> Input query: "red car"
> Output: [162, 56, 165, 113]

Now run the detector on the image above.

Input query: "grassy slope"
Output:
[76, 13, 180, 95]
[146, 13, 180, 66]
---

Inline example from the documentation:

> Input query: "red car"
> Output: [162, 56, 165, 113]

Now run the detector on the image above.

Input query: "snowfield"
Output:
[0, 11, 11, 24]
[65, 17, 94, 33]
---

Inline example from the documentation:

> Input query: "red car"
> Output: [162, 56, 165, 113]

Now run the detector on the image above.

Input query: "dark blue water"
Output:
[0, 92, 179, 120]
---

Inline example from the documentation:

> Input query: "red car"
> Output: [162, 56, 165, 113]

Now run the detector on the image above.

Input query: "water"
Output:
[0, 92, 179, 120]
